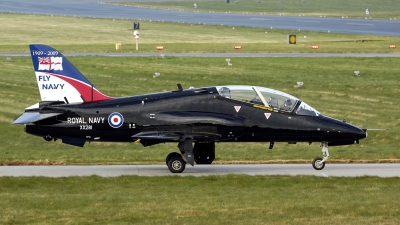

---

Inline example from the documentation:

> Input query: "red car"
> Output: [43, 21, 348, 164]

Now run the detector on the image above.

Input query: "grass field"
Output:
[1, 13, 399, 53]
[118, 0, 400, 20]
[1, 175, 400, 224]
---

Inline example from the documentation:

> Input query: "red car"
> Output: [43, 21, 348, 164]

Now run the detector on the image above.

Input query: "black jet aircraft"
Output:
[13, 44, 367, 173]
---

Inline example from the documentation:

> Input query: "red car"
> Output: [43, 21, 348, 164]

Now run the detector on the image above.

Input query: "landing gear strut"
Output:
[178, 138, 195, 167]
[312, 142, 330, 170]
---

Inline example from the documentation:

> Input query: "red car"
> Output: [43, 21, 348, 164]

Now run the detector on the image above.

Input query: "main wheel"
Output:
[312, 157, 325, 170]
[166, 152, 182, 165]
[167, 155, 186, 173]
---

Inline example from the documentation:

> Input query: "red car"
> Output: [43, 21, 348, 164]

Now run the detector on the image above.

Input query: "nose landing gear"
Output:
[312, 142, 329, 170]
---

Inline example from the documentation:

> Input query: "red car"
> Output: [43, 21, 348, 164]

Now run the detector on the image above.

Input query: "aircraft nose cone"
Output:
[355, 128, 367, 140]
[343, 124, 367, 140]
[338, 126, 366, 146]
[321, 116, 367, 141]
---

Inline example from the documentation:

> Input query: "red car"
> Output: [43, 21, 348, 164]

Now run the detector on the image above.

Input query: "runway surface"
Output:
[2, 0, 400, 36]
[0, 164, 399, 178]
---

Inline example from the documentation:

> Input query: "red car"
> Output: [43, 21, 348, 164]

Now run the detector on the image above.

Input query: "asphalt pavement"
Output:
[2, 0, 400, 36]
[1, 164, 399, 177]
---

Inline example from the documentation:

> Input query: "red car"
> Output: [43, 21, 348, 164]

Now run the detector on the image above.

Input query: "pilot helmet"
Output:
[219, 87, 231, 98]
[284, 99, 293, 108]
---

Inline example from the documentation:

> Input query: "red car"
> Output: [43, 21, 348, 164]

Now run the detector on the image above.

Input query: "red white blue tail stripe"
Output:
[30, 44, 112, 104]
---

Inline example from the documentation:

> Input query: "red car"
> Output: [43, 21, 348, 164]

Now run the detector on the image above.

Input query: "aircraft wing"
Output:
[132, 131, 182, 140]
[149, 111, 245, 126]
[132, 111, 245, 145]
[132, 130, 222, 140]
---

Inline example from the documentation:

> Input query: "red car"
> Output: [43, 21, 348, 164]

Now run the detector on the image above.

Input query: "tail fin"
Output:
[29, 44, 112, 104]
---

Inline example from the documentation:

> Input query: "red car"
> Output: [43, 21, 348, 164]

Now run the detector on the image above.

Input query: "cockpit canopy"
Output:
[216, 85, 321, 116]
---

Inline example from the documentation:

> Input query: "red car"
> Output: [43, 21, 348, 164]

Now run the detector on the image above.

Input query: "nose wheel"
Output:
[312, 157, 325, 170]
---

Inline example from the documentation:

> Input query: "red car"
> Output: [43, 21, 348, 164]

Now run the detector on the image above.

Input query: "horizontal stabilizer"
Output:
[12, 112, 63, 124]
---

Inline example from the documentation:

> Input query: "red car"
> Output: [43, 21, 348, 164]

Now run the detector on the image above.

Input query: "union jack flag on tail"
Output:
[38, 57, 63, 71]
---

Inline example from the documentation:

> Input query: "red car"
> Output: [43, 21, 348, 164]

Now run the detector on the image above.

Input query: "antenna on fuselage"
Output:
[177, 83, 183, 92]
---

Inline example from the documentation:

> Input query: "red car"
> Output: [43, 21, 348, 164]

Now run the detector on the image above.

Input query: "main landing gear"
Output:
[312, 142, 330, 170]
[165, 141, 216, 173]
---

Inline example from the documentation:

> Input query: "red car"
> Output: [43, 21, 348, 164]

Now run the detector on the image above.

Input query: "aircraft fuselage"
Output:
[25, 86, 366, 147]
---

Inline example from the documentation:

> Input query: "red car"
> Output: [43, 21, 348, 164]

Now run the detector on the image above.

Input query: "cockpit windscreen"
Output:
[216, 85, 322, 116]
[216, 85, 299, 113]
